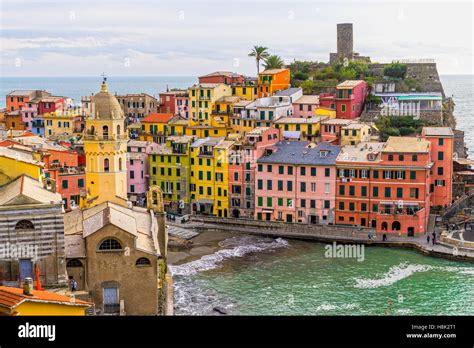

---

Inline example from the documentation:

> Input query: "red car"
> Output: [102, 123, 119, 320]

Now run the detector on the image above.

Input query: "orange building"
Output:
[5, 110, 25, 130]
[6, 90, 51, 112]
[335, 137, 432, 236]
[257, 68, 291, 98]
[422, 127, 454, 207]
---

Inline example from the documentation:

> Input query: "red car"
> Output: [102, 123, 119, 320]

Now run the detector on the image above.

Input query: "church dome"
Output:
[91, 80, 124, 119]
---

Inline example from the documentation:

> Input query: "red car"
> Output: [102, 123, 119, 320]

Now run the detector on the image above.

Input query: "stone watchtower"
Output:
[330, 23, 370, 64]
[337, 23, 354, 60]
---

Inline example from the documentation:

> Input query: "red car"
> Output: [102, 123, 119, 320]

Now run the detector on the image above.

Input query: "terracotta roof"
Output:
[337, 80, 365, 89]
[260, 68, 288, 75]
[141, 113, 173, 123]
[383, 137, 430, 153]
[0, 286, 91, 309]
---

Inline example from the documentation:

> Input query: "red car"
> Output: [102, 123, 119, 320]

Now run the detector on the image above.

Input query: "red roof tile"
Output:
[0, 286, 91, 309]
[141, 113, 173, 123]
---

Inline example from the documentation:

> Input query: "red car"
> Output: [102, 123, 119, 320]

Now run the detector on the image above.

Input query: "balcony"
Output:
[198, 150, 213, 157]
[83, 134, 128, 141]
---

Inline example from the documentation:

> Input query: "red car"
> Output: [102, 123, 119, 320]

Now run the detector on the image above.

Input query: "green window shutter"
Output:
[397, 187, 403, 198]
[278, 198, 283, 206]
[267, 197, 272, 207]
[258, 197, 263, 207]
[373, 187, 379, 197]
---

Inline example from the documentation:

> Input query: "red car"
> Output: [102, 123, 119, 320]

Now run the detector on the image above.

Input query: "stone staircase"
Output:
[167, 224, 199, 240]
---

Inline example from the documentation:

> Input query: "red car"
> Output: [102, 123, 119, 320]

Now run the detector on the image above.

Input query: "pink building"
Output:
[255, 141, 341, 224]
[335, 80, 368, 119]
[20, 100, 39, 131]
[127, 140, 160, 205]
[228, 127, 280, 219]
[292, 95, 320, 118]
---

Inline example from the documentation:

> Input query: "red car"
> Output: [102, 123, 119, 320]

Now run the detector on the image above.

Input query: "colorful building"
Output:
[159, 90, 189, 117]
[257, 68, 291, 98]
[335, 80, 368, 119]
[116, 93, 159, 120]
[340, 122, 373, 145]
[126, 140, 159, 205]
[0, 146, 44, 185]
[231, 78, 258, 101]
[198, 71, 245, 85]
[0, 285, 91, 316]
[293, 95, 320, 118]
[255, 141, 341, 224]
[38, 96, 66, 116]
[229, 127, 280, 218]
[422, 127, 454, 208]
[188, 83, 232, 123]
[149, 135, 195, 214]
[82, 80, 128, 208]
[320, 118, 355, 144]
[273, 116, 327, 142]
[190, 137, 233, 217]
[44, 108, 83, 136]
[230, 100, 256, 135]
[6, 90, 51, 112]
[252, 95, 293, 128]
[335, 138, 432, 235]
[139, 113, 174, 143]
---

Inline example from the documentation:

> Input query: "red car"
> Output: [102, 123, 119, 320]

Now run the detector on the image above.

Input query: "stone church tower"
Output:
[82, 79, 128, 208]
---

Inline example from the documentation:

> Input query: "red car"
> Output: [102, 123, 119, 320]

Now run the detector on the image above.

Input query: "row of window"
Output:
[257, 180, 331, 193]
[62, 178, 85, 189]
[258, 164, 332, 177]
[337, 202, 421, 214]
[257, 197, 331, 209]
[339, 185, 420, 199]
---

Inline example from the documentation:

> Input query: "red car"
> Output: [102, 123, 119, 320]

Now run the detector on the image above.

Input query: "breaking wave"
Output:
[170, 237, 289, 276]
[354, 262, 474, 289]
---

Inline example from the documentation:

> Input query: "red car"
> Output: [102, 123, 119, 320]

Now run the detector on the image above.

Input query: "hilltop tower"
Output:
[329, 23, 370, 64]
[82, 78, 128, 208]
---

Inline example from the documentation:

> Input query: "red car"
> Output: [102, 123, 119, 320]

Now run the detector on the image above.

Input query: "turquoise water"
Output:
[171, 235, 474, 315]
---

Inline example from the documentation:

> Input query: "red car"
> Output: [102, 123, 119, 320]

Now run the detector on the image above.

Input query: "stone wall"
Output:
[368, 63, 444, 95]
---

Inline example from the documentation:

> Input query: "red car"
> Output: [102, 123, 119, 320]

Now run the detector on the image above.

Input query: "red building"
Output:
[38, 97, 65, 115]
[198, 71, 245, 85]
[422, 127, 454, 207]
[335, 137, 432, 236]
[335, 80, 368, 119]
[159, 90, 188, 117]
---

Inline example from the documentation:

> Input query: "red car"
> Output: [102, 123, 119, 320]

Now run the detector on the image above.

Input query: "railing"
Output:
[83, 134, 128, 141]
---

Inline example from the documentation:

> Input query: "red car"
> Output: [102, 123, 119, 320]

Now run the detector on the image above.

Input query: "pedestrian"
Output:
[432, 234, 436, 246]
[70, 278, 77, 292]
[426, 234, 430, 244]
[382, 233, 387, 242]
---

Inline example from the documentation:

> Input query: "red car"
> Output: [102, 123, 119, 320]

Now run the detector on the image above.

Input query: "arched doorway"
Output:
[392, 221, 401, 231]
[66, 259, 85, 291]
[381, 222, 388, 231]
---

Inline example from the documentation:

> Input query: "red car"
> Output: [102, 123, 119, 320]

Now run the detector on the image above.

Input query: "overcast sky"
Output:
[1, 0, 473, 77]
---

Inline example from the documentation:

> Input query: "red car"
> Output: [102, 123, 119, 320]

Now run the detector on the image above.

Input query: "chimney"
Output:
[23, 277, 34, 296]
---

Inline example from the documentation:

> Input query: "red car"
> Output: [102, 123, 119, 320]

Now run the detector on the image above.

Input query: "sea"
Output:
[1, 74, 473, 315]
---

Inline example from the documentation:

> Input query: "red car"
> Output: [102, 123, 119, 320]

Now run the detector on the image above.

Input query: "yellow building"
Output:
[340, 122, 372, 145]
[149, 135, 195, 214]
[0, 146, 44, 185]
[44, 108, 82, 137]
[82, 80, 128, 208]
[190, 137, 233, 217]
[230, 100, 256, 135]
[231, 83, 258, 101]
[0, 286, 91, 316]
[139, 113, 174, 143]
[273, 116, 328, 142]
[188, 83, 232, 124]
[167, 117, 189, 136]
[315, 107, 337, 119]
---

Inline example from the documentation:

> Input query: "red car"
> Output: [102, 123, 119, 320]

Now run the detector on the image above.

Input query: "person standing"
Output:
[426, 234, 430, 244]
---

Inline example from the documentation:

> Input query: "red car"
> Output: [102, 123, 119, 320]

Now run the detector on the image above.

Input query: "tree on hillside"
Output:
[248, 46, 270, 74]
[263, 55, 285, 70]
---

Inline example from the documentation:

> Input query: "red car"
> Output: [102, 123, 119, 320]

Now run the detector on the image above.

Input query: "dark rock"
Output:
[213, 306, 228, 315]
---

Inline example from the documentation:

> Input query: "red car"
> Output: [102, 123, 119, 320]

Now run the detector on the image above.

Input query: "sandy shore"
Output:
[168, 230, 235, 265]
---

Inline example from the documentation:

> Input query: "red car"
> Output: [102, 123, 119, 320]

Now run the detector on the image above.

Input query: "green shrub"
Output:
[383, 63, 407, 79]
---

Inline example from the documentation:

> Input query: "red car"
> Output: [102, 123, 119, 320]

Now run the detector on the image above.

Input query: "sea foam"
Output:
[170, 237, 289, 276]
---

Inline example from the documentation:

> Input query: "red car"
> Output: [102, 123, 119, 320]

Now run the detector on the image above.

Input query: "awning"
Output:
[198, 199, 214, 205]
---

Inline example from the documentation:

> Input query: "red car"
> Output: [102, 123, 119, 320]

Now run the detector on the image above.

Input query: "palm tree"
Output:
[263, 55, 284, 70]
[248, 46, 269, 74]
